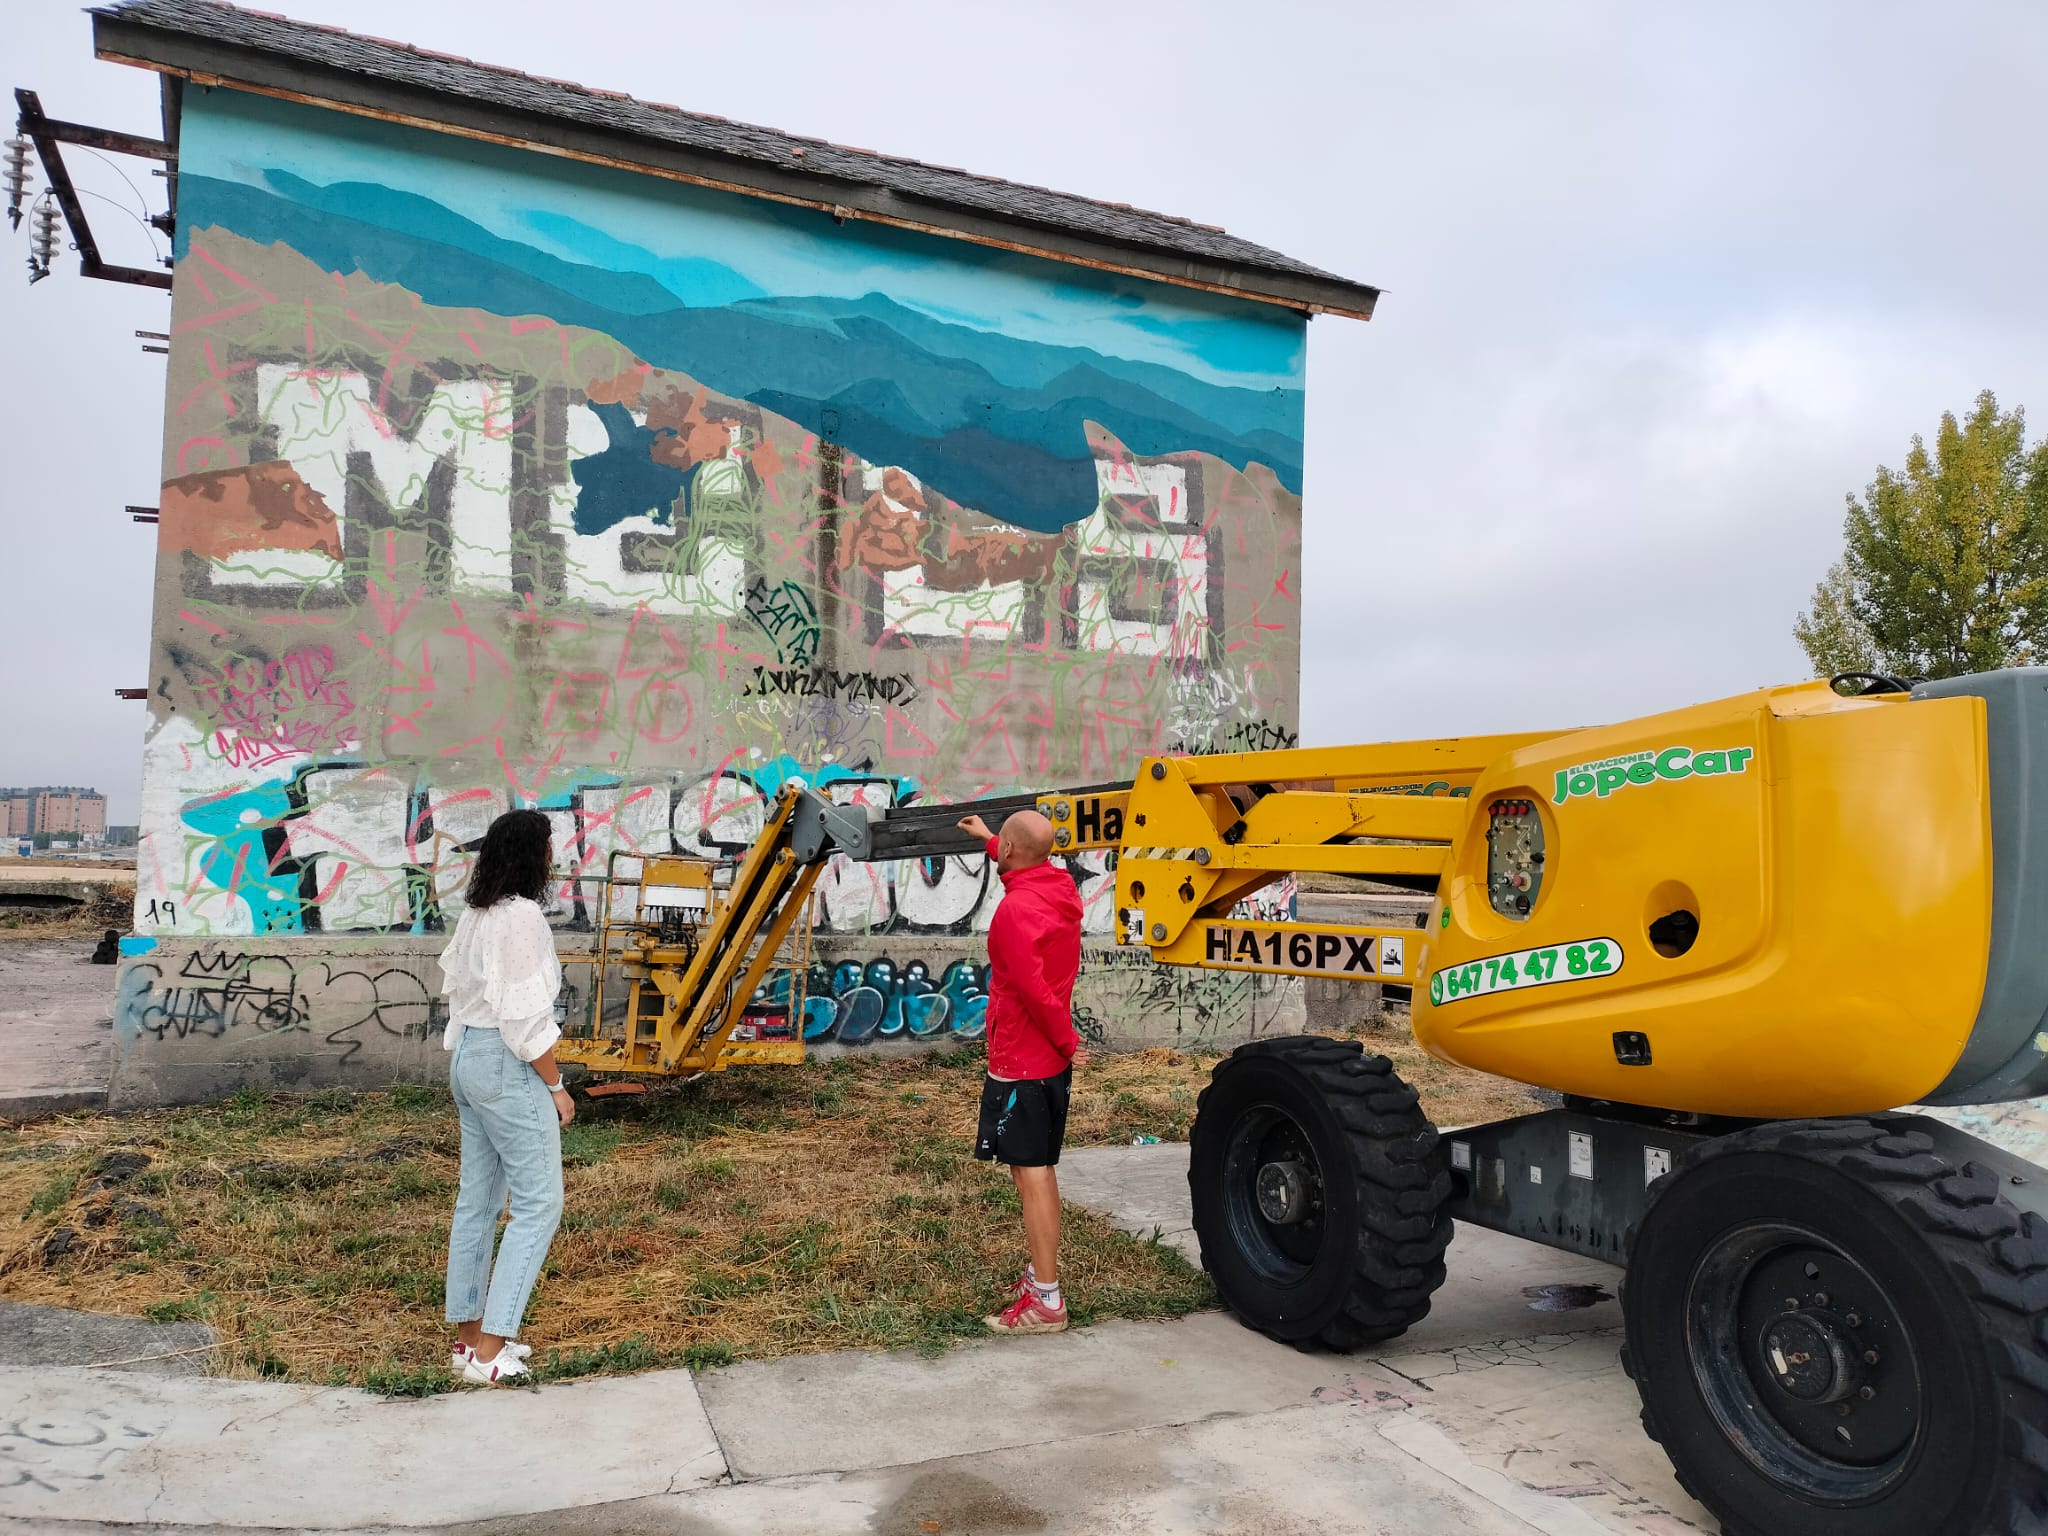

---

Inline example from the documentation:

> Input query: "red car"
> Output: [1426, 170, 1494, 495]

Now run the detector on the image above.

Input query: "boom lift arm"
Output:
[555, 667, 2048, 1536]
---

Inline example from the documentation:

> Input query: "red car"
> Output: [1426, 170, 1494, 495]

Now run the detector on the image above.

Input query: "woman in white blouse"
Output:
[438, 809, 574, 1386]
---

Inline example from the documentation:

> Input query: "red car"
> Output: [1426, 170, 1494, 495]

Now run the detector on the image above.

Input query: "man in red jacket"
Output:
[956, 807, 1085, 1335]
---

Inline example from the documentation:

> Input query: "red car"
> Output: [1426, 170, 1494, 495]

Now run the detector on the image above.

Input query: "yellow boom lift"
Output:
[558, 667, 2048, 1536]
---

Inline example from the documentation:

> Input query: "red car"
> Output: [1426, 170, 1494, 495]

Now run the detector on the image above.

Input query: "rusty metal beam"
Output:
[14, 88, 173, 291]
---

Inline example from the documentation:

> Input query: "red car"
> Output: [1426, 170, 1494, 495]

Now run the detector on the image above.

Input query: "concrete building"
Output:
[83, 0, 1380, 1105]
[37, 791, 108, 839]
[0, 787, 109, 840]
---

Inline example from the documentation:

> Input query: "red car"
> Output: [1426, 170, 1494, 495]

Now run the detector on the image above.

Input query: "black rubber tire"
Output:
[1620, 1118, 2048, 1536]
[1188, 1034, 1452, 1350]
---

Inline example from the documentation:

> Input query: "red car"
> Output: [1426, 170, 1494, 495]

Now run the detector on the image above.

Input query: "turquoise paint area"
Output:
[176, 90, 1306, 536]
[782, 957, 988, 1044]
[178, 779, 305, 934]
[118, 936, 158, 957]
[748, 756, 916, 799]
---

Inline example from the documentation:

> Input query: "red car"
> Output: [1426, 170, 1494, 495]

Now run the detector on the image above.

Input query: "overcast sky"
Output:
[5, 1, 2046, 823]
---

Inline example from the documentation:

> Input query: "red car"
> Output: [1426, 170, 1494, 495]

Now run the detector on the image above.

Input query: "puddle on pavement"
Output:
[1522, 1282, 1613, 1313]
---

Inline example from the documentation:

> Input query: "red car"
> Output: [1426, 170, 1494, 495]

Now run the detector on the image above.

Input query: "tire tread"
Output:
[1192, 1035, 1453, 1351]
[1622, 1117, 2048, 1535]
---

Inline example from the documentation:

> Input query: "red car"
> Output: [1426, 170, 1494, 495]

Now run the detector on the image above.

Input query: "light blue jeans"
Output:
[445, 1026, 563, 1337]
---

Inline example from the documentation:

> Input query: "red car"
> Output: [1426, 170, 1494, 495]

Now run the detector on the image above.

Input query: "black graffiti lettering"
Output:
[319, 963, 449, 1062]
[743, 666, 919, 706]
[119, 950, 443, 1056]
[1227, 719, 1299, 753]
[125, 953, 311, 1040]
[1179, 719, 1301, 757]
[742, 576, 822, 669]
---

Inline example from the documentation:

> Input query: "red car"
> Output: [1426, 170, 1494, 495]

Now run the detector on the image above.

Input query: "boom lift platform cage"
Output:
[553, 782, 1087, 1077]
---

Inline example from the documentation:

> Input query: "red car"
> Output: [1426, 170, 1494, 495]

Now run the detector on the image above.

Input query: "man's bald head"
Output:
[998, 809, 1055, 870]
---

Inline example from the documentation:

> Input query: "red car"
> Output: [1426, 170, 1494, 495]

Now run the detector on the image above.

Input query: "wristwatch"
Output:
[541, 1077, 565, 1092]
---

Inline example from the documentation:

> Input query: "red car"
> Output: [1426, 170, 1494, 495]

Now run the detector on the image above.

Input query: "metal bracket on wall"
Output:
[14, 87, 174, 289]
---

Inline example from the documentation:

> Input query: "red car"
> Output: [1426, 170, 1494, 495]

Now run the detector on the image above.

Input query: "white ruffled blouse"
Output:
[438, 897, 563, 1062]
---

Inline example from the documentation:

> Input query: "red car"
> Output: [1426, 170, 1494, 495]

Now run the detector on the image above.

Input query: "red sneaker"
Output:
[985, 1290, 1068, 1335]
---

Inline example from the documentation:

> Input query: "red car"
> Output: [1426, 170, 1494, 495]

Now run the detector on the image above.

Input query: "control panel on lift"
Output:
[1485, 797, 1544, 919]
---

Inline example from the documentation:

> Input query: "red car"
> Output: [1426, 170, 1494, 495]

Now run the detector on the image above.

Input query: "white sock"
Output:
[1032, 1278, 1062, 1309]
[1023, 1261, 1036, 1283]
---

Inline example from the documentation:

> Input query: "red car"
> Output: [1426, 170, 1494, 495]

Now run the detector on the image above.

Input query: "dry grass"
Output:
[0, 884, 132, 940]
[0, 1036, 1536, 1395]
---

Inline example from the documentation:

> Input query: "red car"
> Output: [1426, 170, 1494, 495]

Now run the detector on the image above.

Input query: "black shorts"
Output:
[973, 1068, 1072, 1168]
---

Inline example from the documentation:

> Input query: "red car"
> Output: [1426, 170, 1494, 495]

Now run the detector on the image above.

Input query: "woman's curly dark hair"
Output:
[465, 809, 554, 909]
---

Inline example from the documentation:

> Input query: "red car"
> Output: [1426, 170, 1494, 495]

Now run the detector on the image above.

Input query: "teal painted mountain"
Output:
[176, 172, 1306, 536]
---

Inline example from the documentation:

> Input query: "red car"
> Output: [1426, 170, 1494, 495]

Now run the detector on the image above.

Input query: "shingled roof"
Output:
[90, 0, 1379, 320]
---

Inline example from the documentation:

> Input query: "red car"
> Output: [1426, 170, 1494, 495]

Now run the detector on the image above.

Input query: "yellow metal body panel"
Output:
[1410, 683, 1993, 1117]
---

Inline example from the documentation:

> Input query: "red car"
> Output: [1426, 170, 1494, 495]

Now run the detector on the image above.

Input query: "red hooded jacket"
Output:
[983, 836, 1083, 1080]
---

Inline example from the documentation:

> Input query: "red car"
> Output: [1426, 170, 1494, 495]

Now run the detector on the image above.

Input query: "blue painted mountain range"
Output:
[177, 171, 1305, 535]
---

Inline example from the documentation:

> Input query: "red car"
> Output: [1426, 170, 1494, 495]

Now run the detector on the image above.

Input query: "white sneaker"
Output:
[453, 1340, 533, 1378]
[463, 1343, 532, 1385]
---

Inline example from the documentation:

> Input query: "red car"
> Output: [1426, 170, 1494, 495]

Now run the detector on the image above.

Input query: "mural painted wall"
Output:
[123, 85, 1308, 1082]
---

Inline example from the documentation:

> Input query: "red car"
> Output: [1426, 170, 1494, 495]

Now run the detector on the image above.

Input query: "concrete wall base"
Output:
[108, 931, 1307, 1109]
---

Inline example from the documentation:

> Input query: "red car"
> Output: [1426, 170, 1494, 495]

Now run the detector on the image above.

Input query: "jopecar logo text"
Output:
[1553, 745, 1754, 805]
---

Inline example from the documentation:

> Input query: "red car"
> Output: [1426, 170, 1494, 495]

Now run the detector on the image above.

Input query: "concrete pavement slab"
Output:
[256, 1398, 1600, 1536]
[619, 1398, 1570, 1536]
[0, 1300, 216, 1378]
[0, 1364, 724, 1529]
[0, 937, 114, 1118]
[1374, 1329, 1705, 1530]
[1054, 1142, 1200, 1255]
[0, 1308, 1710, 1535]
[693, 1310, 1369, 1480]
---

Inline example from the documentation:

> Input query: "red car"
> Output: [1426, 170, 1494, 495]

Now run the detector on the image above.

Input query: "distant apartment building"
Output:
[0, 787, 109, 840]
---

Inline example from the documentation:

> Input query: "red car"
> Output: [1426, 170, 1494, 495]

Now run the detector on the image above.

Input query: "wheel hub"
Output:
[1688, 1227, 1925, 1498]
[1759, 1311, 1857, 1404]
[1256, 1160, 1311, 1224]
[1221, 1108, 1328, 1280]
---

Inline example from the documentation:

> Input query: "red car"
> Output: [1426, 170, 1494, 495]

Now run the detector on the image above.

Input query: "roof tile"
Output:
[90, 0, 1376, 311]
